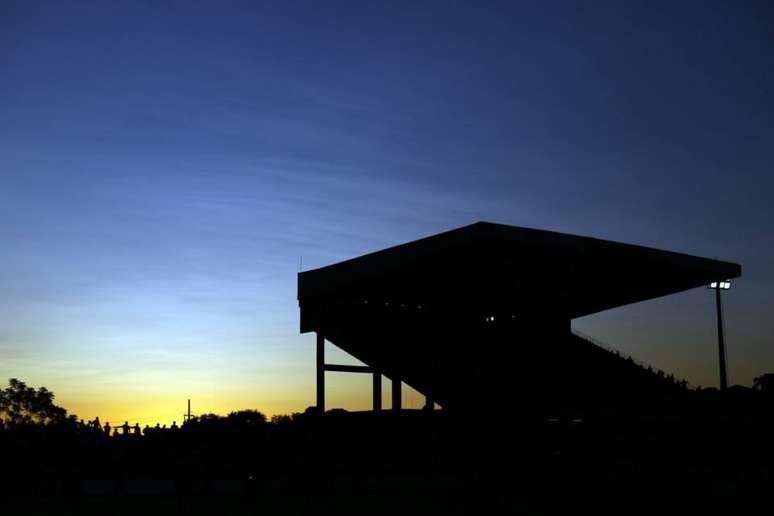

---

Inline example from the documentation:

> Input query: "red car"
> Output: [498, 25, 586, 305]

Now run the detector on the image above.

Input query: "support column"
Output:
[392, 377, 402, 411]
[372, 372, 382, 412]
[316, 332, 325, 411]
[423, 395, 434, 411]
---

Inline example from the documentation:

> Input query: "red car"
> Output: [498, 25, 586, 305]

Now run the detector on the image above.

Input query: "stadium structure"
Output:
[297, 222, 741, 415]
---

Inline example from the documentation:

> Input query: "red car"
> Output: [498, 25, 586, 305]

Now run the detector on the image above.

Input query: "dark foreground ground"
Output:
[1, 472, 761, 516]
[2, 393, 773, 515]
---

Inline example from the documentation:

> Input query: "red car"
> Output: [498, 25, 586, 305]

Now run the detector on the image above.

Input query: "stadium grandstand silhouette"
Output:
[298, 222, 741, 416]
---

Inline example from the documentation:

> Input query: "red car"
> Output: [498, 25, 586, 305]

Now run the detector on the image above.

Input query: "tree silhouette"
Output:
[225, 409, 267, 427]
[0, 378, 71, 424]
[753, 374, 774, 393]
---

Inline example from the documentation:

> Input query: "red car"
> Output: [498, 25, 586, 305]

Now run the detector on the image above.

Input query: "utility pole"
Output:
[715, 287, 727, 391]
[184, 399, 191, 423]
[708, 281, 731, 391]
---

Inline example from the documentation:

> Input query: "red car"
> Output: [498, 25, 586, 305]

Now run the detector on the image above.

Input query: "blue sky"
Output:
[1, 1, 773, 423]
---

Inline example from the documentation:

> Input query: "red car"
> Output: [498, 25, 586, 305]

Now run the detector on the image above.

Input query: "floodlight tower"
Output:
[708, 280, 731, 391]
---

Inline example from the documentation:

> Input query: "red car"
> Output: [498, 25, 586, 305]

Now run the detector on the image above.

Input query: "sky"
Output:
[1, 1, 773, 425]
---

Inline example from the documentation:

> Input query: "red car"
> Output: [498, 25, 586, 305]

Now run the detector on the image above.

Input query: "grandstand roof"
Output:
[298, 221, 741, 330]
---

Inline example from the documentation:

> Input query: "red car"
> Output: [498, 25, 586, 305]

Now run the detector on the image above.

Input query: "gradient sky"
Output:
[1, 1, 773, 425]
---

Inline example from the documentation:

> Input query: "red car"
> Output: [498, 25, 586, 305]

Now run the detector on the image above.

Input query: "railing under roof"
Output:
[571, 328, 692, 390]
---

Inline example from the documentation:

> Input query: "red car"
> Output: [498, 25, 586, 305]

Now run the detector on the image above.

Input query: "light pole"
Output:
[707, 280, 731, 391]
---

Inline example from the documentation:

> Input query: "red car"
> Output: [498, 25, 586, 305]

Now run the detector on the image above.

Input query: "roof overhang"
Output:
[298, 222, 741, 332]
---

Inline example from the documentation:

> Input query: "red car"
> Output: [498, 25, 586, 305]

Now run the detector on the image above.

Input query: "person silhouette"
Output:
[171, 420, 179, 431]
[104, 422, 111, 436]
[122, 421, 130, 435]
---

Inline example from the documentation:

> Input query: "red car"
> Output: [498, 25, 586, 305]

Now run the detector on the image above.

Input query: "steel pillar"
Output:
[316, 332, 325, 411]
[392, 377, 402, 411]
[373, 372, 382, 411]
